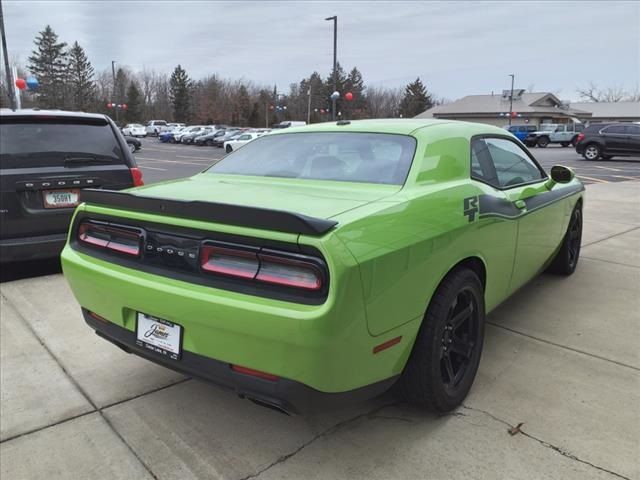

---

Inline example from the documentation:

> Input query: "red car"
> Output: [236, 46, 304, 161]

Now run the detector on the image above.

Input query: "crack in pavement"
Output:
[461, 405, 632, 480]
[238, 402, 401, 480]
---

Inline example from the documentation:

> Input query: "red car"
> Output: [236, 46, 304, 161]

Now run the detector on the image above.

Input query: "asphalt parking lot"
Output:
[131, 137, 640, 186]
[1, 168, 639, 479]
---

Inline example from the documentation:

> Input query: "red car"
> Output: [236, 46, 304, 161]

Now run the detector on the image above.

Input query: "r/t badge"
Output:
[463, 196, 479, 222]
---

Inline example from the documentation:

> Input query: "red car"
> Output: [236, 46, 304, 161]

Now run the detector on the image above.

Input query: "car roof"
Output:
[0, 108, 108, 121]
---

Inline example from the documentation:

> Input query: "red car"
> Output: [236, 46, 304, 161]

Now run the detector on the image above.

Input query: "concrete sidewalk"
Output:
[1, 182, 638, 480]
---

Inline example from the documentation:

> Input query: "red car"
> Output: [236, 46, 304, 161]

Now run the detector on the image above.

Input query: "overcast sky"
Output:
[3, 1, 639, 101]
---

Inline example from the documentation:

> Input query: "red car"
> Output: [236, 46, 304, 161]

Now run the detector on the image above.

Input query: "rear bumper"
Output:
[0, 232, 66, 263]
[83, 309, 397, 414]
[575, 143, 586, 154]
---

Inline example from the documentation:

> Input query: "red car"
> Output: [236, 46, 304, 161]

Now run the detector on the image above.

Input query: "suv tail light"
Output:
[576, 133, 585, 143]
[200, 242, 325, 291]
[78, 221, 142, 256]
[130, 167, 144, 186]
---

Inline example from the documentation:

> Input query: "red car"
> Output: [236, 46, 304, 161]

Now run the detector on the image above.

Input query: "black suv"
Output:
[0, 109, 143, 263]
[575, 123, 640, 160]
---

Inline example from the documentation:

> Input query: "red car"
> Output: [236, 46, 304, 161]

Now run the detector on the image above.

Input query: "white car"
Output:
[174, 126, 203, 143]
[223, 132, 264, 153]
[122, 123, 147, 137]
[145, 120, 169, 136]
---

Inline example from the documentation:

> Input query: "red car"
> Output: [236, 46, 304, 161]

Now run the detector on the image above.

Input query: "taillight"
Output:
[78, 221, 142, 256]
[130, 167, 144, 186]
[200, 243, 325, 291]
[576, 133, 585, 143]
[231, 364, 278, 381]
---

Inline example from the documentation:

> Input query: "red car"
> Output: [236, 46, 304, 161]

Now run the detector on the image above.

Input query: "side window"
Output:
[508, 126, 517, 133]
[476, 138, 545, 188]
[605, 125, 626, 134]
[626, 125, 640, 135]
[527, 126, 537, 132]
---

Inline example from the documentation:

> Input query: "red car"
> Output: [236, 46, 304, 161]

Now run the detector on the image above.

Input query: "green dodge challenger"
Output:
[61, 119, 584, 414]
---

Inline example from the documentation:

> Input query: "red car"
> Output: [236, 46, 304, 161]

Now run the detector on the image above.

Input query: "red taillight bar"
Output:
[78, 222, 142, 257]
[231, 364, 279, 381]
[130, 167, 144, 187]
[200, 242, 325, 291]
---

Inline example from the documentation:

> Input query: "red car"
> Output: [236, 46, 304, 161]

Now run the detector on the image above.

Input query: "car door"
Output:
[601, 125, 628, 154]
[471, 136, 565, 292]
[624, 125, 640, 154]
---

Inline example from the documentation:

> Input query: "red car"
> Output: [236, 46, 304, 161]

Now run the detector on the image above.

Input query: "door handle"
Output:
[514, 200, 527, 210]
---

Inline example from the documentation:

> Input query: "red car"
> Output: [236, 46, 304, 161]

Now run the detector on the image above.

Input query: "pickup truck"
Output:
[524, 123, 584, 148]
[145, 120, 170, 136]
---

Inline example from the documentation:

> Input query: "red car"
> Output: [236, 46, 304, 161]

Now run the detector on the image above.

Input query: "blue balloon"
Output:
[26, 77, 39, 90]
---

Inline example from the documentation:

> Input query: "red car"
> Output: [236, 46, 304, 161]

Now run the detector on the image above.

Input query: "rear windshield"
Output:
[0, 117, 124, 168]
[209, 132, 417, 185]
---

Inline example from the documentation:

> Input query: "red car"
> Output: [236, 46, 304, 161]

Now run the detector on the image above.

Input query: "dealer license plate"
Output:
[43, 189, 80, 209]
[136, 313, 182, 360]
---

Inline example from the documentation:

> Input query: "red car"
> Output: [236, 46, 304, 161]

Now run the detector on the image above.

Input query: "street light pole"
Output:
[0, 0, 16, 110]
[307, 88, 311, 124]
[508, 73, 515, 126]
[111, 60, 119, 123]
[325, 15, 337, 121]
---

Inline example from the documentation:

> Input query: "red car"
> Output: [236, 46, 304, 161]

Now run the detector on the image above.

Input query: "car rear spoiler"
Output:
[80, 189, 338, 236]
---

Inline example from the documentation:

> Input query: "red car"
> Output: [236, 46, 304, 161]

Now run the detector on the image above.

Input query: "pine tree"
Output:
[399, 77, 433, 118]
[67, 41, 96, 111]
[125, 82, 142, 122]
[325, 63, 347, 114]
[237, 85, 252, 125]
[169, 65, 191, 122]
[28, 25, 68, 108]
[344, 67, 366, 119]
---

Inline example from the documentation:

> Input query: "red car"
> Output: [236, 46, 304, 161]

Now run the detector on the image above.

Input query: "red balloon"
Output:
[15, 78, 27, 90]
[122, 104, 128, 110]
[345, 92, 354, 101]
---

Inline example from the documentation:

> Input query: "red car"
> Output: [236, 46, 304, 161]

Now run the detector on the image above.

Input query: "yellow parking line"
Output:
[578, 175, 609, 183]
[594, 165, 623, 172]
[135, 156, 207, 166]
[612, 175, 640, 180]
[138, 165, 167, 171]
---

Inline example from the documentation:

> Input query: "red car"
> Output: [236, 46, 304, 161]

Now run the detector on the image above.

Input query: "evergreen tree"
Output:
[399, 77, 433, 118]
[169, 65, 191, 122]
[114, 68, 128, 107]
[236, 85, 252, 125]
[125, 82, 142, 122]
[344, 67, 366, 119]
[28, 25, 68, 108]
[325, 62, 347, 114]
[67, 41, 96, 111]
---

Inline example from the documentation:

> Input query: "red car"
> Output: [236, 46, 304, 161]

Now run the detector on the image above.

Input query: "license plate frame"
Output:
[135, 313, 183, 360]
[43, 189, 81, 209]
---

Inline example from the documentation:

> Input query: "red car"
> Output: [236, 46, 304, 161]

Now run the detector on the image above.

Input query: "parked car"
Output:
[575, 123, 640, 160]
[504, 124, 537, 142]
[0, 109, 143, 263]
[173, 126, 203, 143]
[524, 123, 584, 148]
[61, 119, 584, 414]
[212, 129, 243, 147]
[124, 136, 141, 153]
[122, 123, 147, 137]
[159, 127, 184, 143]
[223, 132, 264, 153]
[145, 120, 169, 136]
[182, 126, 213, 144]
[194, 130, 226, 146]
[272, 121, 307, 128]
[167, 122, 186, 129]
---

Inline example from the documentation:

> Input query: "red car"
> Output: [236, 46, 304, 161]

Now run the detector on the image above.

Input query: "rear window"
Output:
[0, 117, 124, 169]
[209, 132, 417, 185]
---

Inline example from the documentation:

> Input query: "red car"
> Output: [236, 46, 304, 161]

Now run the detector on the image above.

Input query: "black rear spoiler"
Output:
[80, 189, 338, 236]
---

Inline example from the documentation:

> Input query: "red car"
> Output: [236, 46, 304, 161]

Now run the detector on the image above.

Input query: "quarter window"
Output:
[604, 125, 626, 134]
[471, 137, 544, 189]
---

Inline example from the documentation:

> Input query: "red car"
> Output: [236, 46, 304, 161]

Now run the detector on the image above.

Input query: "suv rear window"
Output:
[0, 117, 124, 169]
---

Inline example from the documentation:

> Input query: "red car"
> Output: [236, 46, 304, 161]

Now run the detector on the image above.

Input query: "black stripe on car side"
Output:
[479, 184, 584, 220]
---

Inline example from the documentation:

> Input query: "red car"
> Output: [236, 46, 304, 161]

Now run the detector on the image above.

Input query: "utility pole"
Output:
[111, 60, 119, 123]
[325, 15, 337, 121]
[508, 73, 515, 126]
[0, 0, 16, 110]
[307, 87, 311, 124]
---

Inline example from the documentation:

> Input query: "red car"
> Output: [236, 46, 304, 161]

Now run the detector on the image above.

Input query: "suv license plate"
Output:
[43, 189, 80, 209]
[136, 313, 182, 360]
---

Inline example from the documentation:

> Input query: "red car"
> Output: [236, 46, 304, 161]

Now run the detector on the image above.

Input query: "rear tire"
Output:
[398, 268, 485, 413]
[583, 144, 601, 160]
[547, 206, 582, 276]
[226, 145, 233, 153]
[128, 144, 136, 154]
[561, 142, 569, 147]
[537, 136, 550, 148]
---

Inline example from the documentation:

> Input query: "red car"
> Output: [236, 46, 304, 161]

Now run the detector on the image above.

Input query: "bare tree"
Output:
[576, 82, 635, 102]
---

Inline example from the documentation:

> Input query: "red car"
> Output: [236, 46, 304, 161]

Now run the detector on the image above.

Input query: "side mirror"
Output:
[547, 165, 575, 189]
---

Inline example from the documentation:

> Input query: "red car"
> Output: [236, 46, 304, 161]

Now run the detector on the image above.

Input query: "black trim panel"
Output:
[81, 189, 338, 236]
[83, 309, 398, 415]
